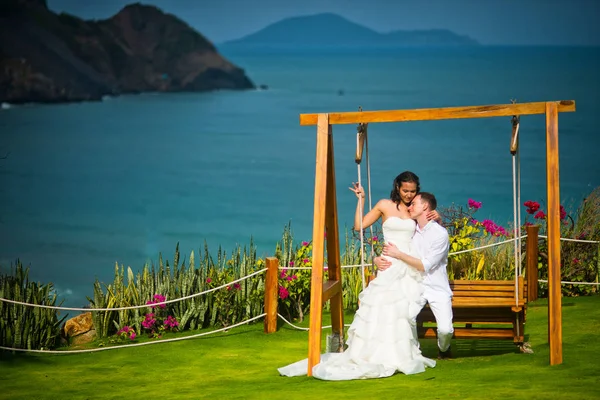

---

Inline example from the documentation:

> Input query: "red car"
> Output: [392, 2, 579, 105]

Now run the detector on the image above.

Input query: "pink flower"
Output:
[524, 200, 540, 215]
[153, 294, 166, 309]
[468, 198, 482, 210]
[372, 236, 378, 242]
[303, 258, 309, 264]
[302, 241, 310, 246]
[129, 332, 136, 340]
[534, 211, 546, 219]
[288, 261, 294, 266]
[481, 219, 507, 237]
[291, 275, 297, 280]
[206, 278, 212, 284]
[142, 313, 156, 330]
[278, 286, 289, 300]
[233, 283, 241, 290]
[560, 205, 567, 220]
[286, 276, 293, 281]
[164, 315, 179, 329]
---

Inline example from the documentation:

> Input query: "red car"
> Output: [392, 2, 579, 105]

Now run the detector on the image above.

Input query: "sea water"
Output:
[0, 46, 598, 308]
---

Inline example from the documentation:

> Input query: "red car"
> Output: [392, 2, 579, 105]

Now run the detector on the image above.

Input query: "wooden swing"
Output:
[300, 100, 576, 376]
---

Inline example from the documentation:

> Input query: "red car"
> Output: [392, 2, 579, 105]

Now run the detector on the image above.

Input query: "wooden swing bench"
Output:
[416, 277, 528, 345]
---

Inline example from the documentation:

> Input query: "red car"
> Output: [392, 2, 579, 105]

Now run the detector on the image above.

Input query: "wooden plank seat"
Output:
[416, 277, 528, 345]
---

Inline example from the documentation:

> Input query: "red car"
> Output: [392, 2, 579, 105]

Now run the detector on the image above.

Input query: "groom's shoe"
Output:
[437, 348, 453, 360]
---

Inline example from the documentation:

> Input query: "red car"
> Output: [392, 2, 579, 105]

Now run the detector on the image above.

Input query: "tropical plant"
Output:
[0, 260, 67, 350]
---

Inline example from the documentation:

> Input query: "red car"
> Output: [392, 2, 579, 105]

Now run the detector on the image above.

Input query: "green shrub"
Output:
[0, 261, 66, 350]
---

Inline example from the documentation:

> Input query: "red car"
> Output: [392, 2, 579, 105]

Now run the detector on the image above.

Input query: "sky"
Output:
[46, 0, 600, 46]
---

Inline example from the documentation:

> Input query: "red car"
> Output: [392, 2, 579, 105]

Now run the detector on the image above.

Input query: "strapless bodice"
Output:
[382, 216, 416, 251]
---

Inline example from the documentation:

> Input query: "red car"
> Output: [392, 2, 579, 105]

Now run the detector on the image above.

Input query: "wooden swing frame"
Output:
[300, 100, 576, 376]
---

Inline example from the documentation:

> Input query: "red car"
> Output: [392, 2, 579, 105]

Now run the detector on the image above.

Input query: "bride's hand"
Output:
[426, 210, 442, 223]
[349, 182, 365, 199]
[382, 242, 401, 259]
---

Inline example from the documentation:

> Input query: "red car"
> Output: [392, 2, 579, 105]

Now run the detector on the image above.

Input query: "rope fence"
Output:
[1, 234, 598, 312]
[1, 232, 598, 354]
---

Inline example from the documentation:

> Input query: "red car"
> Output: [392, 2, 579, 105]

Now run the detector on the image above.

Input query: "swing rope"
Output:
[355, 111, 374, 290]
[510, 102, 522, 341]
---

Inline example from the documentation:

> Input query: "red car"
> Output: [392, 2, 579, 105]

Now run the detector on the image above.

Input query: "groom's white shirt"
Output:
[412, 220, 453, 300]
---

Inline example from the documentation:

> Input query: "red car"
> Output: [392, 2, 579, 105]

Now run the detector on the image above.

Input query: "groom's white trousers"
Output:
[415, 294, 454, 352]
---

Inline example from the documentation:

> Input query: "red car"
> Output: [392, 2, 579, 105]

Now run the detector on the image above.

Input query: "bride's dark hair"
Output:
[390, 171, 421, 207]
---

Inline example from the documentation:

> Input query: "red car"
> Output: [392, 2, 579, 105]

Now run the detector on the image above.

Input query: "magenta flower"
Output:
[481, 219, 507, 237]
[206, 278, 212, 284]
[153, 294, 166, 309]
[233, 282, 241, 290]
[142, 313, 156, 330]
[303, 258, 309, 264]
[560, 205, 567, 220]
[278, 286, 289, 299]
[302, 241, 310, 246]
[129, 332, 136, 340]
[534, 211, 546, 219]
[164, 315, 179, 329]
[524, 200, 541, 214]
[468, 198, 482, 210]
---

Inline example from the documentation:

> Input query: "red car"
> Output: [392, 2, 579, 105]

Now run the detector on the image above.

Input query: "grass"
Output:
[1, 296, 600, 400]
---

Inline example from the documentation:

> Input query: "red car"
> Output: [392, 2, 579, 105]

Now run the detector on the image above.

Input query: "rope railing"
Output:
[2, 234, 597, 312]
[0, 314, 267, 354]
[0, 268, 267, 311]
[538, 279, 600, 286]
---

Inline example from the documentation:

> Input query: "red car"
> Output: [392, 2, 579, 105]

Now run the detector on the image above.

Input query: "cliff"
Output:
[0, 1, 255, 104]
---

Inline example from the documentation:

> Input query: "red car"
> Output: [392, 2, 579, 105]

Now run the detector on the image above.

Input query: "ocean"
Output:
[1, 46, 599, 308]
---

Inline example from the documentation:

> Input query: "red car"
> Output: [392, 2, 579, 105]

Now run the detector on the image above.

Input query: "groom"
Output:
[374, 192, 454, 359]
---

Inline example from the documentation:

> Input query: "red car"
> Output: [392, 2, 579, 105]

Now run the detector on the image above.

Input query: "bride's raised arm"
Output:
[349, 182, 384, 231]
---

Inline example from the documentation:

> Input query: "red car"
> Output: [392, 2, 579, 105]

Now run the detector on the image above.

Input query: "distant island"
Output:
[0, 0, 255, 105]
[220, 13, 479, 52]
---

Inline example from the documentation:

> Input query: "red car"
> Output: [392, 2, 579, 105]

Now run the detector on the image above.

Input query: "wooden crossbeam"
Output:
[300, 100, 575, 126]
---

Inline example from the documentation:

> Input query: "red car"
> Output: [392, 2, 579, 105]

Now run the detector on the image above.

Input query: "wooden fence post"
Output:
[526, 225, 540, 302]
[264, 257, 279, 333]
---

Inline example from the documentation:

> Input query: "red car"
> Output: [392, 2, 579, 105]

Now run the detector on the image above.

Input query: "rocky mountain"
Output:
[0, 0, 255, 104]
[221, 13, 479, 51]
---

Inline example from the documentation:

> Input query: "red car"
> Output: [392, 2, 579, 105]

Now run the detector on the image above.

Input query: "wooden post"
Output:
[526, 225, 539, 302]
[264, 257, 279, 333]
[545, 102, 563, 365]
[307, 114, 330, 376]
[325, 123, 344, 352]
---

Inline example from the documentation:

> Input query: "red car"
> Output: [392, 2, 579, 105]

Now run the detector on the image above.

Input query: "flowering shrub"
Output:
[439, 198, 516, 279]
[522, 189, 600, 297]
[205, 269, 245, 327]
[116, 326, 137, 341]
[141, 294, 179, 338]
[277, 241, 312, 322]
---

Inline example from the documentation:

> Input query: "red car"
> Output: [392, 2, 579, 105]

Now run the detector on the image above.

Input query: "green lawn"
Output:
[1, 296, 599, 400]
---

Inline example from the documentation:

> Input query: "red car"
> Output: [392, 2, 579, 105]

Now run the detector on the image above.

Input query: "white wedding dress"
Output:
[278, 217, 436, 380]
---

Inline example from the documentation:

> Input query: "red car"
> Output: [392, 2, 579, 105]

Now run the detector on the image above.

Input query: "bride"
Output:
[278, 171, 437, 380]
